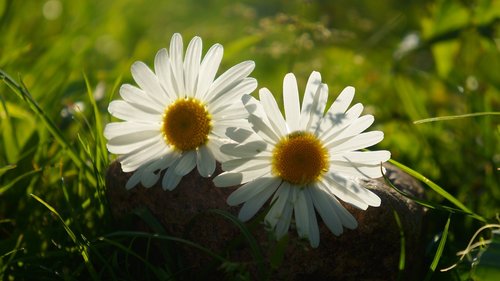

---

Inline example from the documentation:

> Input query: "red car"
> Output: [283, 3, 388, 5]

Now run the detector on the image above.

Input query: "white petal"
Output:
[318, 103, 364, 141]
[119, 84, 163, 113]
[125, 165, 147, 189]
[305, 83, 328, 132]
[294, 189, 310, 238]
[259, 88, 287, 136]
[220, 141, 269, 158]
[329, 115, 374, 143]
[141, 150, 180, 187]
[120, 139, 168, 172]
[131, 61, 166, 105]
[328, 131, 384, 153]
[228, 177, 279, 205]
[104, 122, 160, 140]
[208, 78, 257, 111]
[213, 168, 271, 187]
[196, 43, 223, 99]
[324, 86, 355, 118]
[331, 150, 391, 165]
[196, 145, 215, 177]
[329, 195, 358, 229]
[319, 176, 369, 210]
[154, 48, 177, 101]
[238, 178, 281, 221]
[162, 163, 183, 190]
[205, 60, 255, 102]
[184, 36, 202, 96]
[299, 71, 322, 129]
[107, 134, 163, 155]
[206, 137, 232, 162]
[221, 157, 270, 171]
[108, 100, 161, 122]
[323, 173, 381, 207]
[265, 183, 292, 237]
[275, 185, 295, 238]
[304, 189, 320, 247]
[243, 94, 281, 143]
[283, 73, 301, 131]
[169, 33, 185, 96]
[329, 162, 385, 178]
[309, 185, 343, 235]
[174, 150, 196, 176]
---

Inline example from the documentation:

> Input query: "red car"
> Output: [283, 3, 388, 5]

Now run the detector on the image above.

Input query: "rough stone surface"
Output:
[106, 161, 425, 281]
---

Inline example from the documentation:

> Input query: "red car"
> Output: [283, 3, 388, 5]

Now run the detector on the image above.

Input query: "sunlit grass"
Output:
[1, 0, 499, 280]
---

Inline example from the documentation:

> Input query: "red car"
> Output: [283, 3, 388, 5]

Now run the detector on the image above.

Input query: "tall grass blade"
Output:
[30, 194, 99, 280]
[388, 159, 483, 220]
[414, 112, 500, 124]
[0, 70, 86, 170]
[424, 215, 451, 281]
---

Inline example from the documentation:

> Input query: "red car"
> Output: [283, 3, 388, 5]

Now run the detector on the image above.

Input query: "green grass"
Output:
[1, 0, 499, 280]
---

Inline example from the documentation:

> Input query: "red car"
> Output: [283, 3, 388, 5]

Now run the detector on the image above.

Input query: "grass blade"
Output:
[30, 193, 99, 280]
[424, 215, 451, 281]
[414, 112, 500, 124]
[388, 159, 482, 219]
[0, 70, 95, 180]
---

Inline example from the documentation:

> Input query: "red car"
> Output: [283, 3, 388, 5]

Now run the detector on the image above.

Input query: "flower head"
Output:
[104, 33, 257, 190]
[214, 71, 390, 247]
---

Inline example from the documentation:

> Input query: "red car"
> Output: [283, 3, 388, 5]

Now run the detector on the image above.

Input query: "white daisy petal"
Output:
[108, 100, 161, 122]
[196, 43, 223, 99]
[331, 150, 391, 165]
[196, 145, 215, 177]
[104, 122, 159, 140]
[228, 176, 279, 206]
[305, 83, 328, 132]
[275, 185, 295, 239]
[259, 88, 288, 136]
[299, 71, 322, 128]
[329, 162, 384, 179]
[119, 84, 163, 113]
[131, 61, 166, 105]
[304, 189, 320, 247]
[154, 48, 177, 101]
[328, 131, 384, 153]
[329, 114, 374, 143]
[184, 36, 202, 96]
[294, 189, 310, 239]
[208, 78, 258, 112]
[162, 162, 183, 191]
[324, 86, 355, 117]
[220, 141, 269, 158]
[125, 165, 147, 190]
[174, 150, 196, 176]
[318, 102, 364, 141]
[106, 134, 162, 155]
[309, 185, 343, 235]
[169, 33, 185, 95]
[329, 196, 359, 229]
[214, 167, 271, 187]
[283, 73, 301, 131]
[205, 60, 255, 102]
[221, 157, 270, 171]
[324, 173, 381, 207]
[243, 94, 281, 143]
[238, 178, 281, 221]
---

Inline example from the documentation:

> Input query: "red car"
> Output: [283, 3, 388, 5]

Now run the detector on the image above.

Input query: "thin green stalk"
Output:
[414, 112, 500, 124]
[424, 215, 451, 281]
[0, 70, 84, 169]
[388, 159, 483, 220]
[31, 194, 99, 281]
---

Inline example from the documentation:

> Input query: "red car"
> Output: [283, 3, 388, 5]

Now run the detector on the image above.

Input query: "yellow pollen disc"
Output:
[161, 97, 212, 151]
[272, 131, 329, 185]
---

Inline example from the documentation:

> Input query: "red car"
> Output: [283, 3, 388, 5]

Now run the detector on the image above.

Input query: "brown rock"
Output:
[105, 161, 425, 281]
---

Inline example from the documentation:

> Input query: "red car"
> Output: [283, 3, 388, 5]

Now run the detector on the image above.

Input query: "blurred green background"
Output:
[0, 0, 499, 280]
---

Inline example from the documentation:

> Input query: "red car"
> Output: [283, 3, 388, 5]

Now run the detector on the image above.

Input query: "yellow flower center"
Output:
[272, 131, 329, 185]
[161, 97, 212, 151]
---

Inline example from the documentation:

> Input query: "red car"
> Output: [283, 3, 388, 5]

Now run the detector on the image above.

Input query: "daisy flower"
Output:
[104, 33, 257, 190]
[213, 71, 390, 247]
